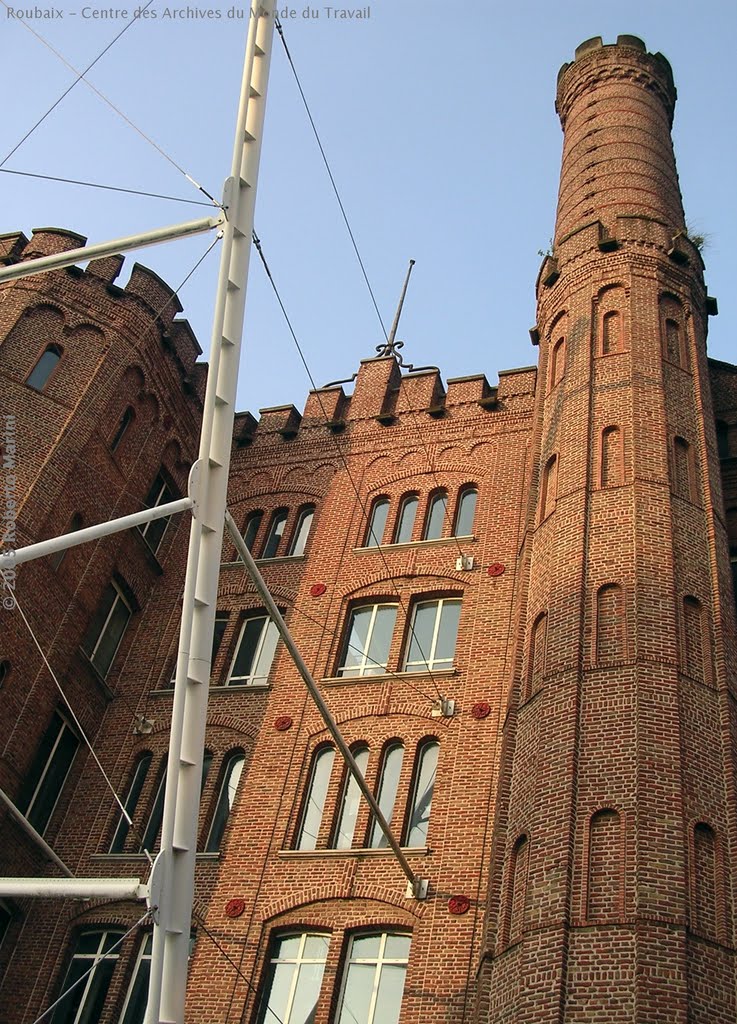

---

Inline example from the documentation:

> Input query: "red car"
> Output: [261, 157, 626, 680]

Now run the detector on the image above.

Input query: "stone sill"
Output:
[91, 852, 220, 861]
[353, 535, 476, 555]
[152, 682, 271, 696]
[321, 668, 457, 687]
[221, 554, 306, 570]
[278, 846, 430, 860]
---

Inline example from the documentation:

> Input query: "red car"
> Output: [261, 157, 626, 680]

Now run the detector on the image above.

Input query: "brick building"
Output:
[1, 33, 737, 1024]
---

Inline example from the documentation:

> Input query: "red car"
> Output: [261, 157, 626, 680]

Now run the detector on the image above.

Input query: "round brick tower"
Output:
[478, 37, 737, 1023]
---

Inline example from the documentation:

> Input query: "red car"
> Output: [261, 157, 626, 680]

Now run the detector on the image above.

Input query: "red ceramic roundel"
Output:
[274, 715, 293, 732]
[471, 701, 491, 720]
[310, 583, 327, 597]
[487, 563, 505, 577]
[225, 898, 246, 919]
[448, 895, 471, 916]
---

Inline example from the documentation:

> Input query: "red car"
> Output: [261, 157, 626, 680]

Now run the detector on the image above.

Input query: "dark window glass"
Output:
[454, 488, 477, 536]
[205, 752, 245, 852]
[82, 581, 132, 677]
[110, 753, 153, 853]
[716, 421, 730, 460]
[394, 496, 418, 544]
[49, 513, 83, 571]
[296, 747, 335, 851]
[337, 933, 411, 1024]
[0, 660, 10, 687]
[333, 746, 369, 849]
[110, 406, 134, 452]
[365, 498, 389, 547]
[243, 510, 263, 552]
[0, 900, 13, 953]
[17, 710, 79, 835]
[405, 740, 439, 846]
[289, 506, 315, 557]
[423, 492, 447, 540]
[256, 933, 330, 1024]
[140, 754, 211, 853]
[369, 742, 404, 848]
[50, 929, 122, 1024]
[27, 345, 62, 391]
[338, 604, 398, 677]
[139, 473, 175, 554]
[119, 933, 153, 1024]
[263, 509, 288, 558]
[227, 614, 279, 685]
[404, 598, 461, 673]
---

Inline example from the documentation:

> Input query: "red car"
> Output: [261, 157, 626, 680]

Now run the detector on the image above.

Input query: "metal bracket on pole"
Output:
[406, 878, 429, 900]
[187, 460, 204, 521]
[225, 509, 428, 900]
[431, 697, 456, 718]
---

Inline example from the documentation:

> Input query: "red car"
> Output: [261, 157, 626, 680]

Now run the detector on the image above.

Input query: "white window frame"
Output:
[259, 932, 330, 1024]
[288, 506, 315, 557]
[403, 598, 461, 673]
[205, 752, 246, 852]
[337, 932, 411, 1024]
[87, 581, 132, 676]
[296, 746, 335, 851]
[56, 929, 122, 1024]
[338, 603, 398, 677]
[227, 614, 279, 686]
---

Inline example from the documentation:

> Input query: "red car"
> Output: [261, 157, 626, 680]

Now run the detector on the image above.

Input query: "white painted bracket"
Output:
[187, 459, 204, 521]
[455, 554, 475, 571]
[431, 697, 456, 718]
[406, 877, 429, 900]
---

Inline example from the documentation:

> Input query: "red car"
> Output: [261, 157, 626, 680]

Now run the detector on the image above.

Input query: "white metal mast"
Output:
[144, 3, 275, 1021]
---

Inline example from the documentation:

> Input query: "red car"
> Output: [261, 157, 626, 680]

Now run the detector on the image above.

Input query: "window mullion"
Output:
[366, 936, 386, 1024]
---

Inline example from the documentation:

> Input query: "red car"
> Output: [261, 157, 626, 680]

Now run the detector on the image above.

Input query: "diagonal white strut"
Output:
[144, 4, 276, 1022]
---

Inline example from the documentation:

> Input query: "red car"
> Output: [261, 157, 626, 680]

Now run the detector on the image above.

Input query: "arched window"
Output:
[596, 584, 626, 662]
[110, 752, 153, 853]
[242, 510, 263, 552]
[333, 745, 369, 849]
[601, 310, 622, 355]
[365, 497, 389, 547]
[288, 505, 315, 556]
[337, 933, 411, 1024]
[296, 746, 335, 850]
[110, 406, 134, 452]
[600, 426, 623, 487]
[338, 603, 398, 677]
[140, 752, 212, 853]
[587, 809, 622, 920]
[257, 933, 330, 1024]
[540, 454, 558, 520]
[423, 490, 448, 540]
[404, 598, 461, 673]
[404, 739, 439, 846]
[205, 751, 245, 852]
[454, 486, 477, 536]
[227, 613, 279, 686]
[52, 930, 124, 1023]
[393, 494, 418, 544]
[48, 513, 83, 571]
[262, 508, 288, 558]
[527, 612, 547, 698]
[368, 742, 404, 848]
[664, 318, 683, 365]
[550, 336, 566, 388]
[26, 344, 62, 391]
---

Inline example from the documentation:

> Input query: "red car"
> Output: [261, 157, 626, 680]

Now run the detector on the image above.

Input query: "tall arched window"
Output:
[296, 746, 335, 850]
[110, 406, 134, 452]
[393, 494, 418, 544]
[288, 505, 315, 556]
[110, 752, 153, 853]
[262, 508, 288, 558]
[26, 344, 62, 391]
[550, 337, 566, 388]
[454, 486, 477, 536]
[257, 933, 330, 1024]
[365, 497, 390, 547]
[600, 426, 623, 487]
[205, 751, 246, 852]
[242, 510, 263, 552]
[333, 745, 369, 849]
[507, 834, 530, 944]
[601, 310, 622, 355]
[404, 739, 439, 846]
[527, 612, 547, 698]
[541, 454, 558, 520]
[368, 742, 404, 848]
[423, 490, 448, 540]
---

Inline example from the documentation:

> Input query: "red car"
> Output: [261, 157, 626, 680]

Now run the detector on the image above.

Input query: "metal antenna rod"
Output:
[378, 258, 415, 356]
[145, 3, 276, 1021]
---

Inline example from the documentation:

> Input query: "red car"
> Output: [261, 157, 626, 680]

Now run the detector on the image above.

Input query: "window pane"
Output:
[229, 616, 276, 685]
[454, 488, 477, 536]
[140, 474, 174, 553]
[258, 934, 329, 1024]
[0, 901, 12, 952]
[404, 602, 436, 670]
[297, 748, 335, 850]
[205, 754, 245, 852]
[338, 934, 410, 1024]
[141, 768, 167, 852]
[288, 962, 324, 1023]
[365, 499, 389, 547]
[212, 614, 228, 662]
[394, 496, 417, 544]
[373, 965, 408, 1024]
[262, 961, 293, 1023]
[92, 593, 132, 676]
[406, 742, 439, 846]
[338, 964, 374, 1024]
[243, 511, 263, 552]
[253, 621, 279, 683]
[351, 935, 381, 959]
[119, 934, 153, 1024]
[27, 347, 60, 391]
[405, 599, 460, 672]
[334, 748, 369, 849]
[434, 600, 462, 665]
[289, 508, 315, 557]
[110, 753, 152, 853]
[369, 744, 404, 848]
[51, 931, 122, 1024]
[263, 510, 288, 558]
[25, 716, 79, 835]
[424, 493, 447, 540]
[339, 605, 397, 677]
[384, 935, 411, 960]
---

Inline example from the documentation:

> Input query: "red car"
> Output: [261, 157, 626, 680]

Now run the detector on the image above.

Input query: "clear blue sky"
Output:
[2, 0, 735, 415]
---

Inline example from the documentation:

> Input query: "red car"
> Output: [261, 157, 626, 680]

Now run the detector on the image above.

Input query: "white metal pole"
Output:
[224, 511, 427, 896]
[0, 497, 193, 569]
[0, 878, 146, 900]
[145, 4, 276, 1022]
[0, 217, 223, 285]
